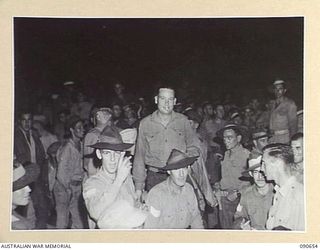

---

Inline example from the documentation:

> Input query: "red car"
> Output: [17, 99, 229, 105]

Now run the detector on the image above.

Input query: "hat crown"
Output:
[248, 155, 262, 168]
[98, 126, 124, 145]
[166, 149, 189, 166]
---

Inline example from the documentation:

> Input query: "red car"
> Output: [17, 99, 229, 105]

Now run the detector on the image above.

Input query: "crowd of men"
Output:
[12, 79, 304, 230]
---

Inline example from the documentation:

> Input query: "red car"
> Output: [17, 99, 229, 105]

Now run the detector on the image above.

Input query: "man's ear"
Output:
[154, 96, 158, 104]
[237, 134, 242, 143]
[173, 98, 177, 106]
[248, 171, 253, 177]
[96, 150, 102, 160]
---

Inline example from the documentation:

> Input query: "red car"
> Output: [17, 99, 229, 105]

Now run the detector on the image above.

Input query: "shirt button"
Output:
[165, 139, 168, 143]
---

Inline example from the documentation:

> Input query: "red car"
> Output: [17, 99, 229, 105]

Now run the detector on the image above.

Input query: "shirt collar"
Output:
[151, 110, 178, 123]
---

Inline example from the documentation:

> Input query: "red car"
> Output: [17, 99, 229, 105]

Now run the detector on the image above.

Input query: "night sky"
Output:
[14, 17, 303, 108]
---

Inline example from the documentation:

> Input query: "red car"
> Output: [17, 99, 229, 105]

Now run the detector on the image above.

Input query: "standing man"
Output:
[54, 116, 85, 229]
[133, 87, 199, 198]
[261, 143, 305, 231]
[269, 79, 298, 144]
[14, 111, 49, 229]
[290, 133, 304, 184]
[144, 149, 203, 229]
[215, 123, 250, 229]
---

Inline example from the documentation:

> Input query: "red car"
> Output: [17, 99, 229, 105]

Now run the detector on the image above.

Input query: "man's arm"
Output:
[132, 121, 147, 191]
[189, 187, 204, 229]
[287, 101, 298, 137]
[184, 118, 200, 157]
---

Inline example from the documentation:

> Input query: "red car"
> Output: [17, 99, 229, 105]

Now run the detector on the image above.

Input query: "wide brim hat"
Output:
[158, 149, 198, 172]
[88, 126, 133, 151]
[13, 163, 40, 191]
[241, 154, 263, 176]
[216, 123, 249, 142]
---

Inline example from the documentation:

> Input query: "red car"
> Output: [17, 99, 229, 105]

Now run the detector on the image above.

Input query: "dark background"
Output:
[14, 17, 303, 109]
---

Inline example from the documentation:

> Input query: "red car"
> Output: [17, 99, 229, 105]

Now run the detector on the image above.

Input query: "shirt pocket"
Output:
[145, 130, 162, 156]
[170, 126, 186, 149]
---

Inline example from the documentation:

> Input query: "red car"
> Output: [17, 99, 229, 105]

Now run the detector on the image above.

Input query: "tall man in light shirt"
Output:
[133, 87, 199, 200]
[261, 143, 304, 231]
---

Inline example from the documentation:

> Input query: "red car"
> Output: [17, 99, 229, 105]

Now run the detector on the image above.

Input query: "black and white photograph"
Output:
[12, 16, 304, 232]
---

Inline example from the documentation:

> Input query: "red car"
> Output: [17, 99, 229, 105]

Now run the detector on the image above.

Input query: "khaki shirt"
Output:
[144, 178, 203, 229]
[220, 144, 250, 191]
[133, 110, 200, 190]
[235, 184, 274, 230]
[266, 176, 305, 231]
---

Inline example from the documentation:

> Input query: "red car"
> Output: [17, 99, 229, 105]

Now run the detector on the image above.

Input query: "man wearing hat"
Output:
[54, 115, 85, 229]
[83, 107, 113, 179]
[83, 126, 147, 229]
[269, 79, 298, 144]
[251, 128, 271, 155]
[12, 161, 40, 230]
[215, 123, 250, 229]
[233, 152, 274, 230]
[261, 143, 305, 231]
[133, 87, 199, 198]
[144, 149, 203, 229]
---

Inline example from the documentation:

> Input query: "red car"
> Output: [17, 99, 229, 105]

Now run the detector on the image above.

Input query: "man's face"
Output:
[155, 88, 176, 115]
[96, 110, 111, 124]
[274, 84, 286, 99]
[112, 105, 122, 118]
[223, 129, 240, 150]
[250, 168, 267, 188]
[20, 113, 33, 132]
[204, 104, 214, 116]
[261, 153, 278, 181]
[99, 149, 121, 174]
[254, 137, 269, 152]
[214, 105, 225, 119]
[169, 167, 188, 187]
[72, 121, 84, 139]
[291, 138, 303, 164]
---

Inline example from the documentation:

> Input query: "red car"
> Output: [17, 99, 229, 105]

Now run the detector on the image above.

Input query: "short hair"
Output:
[291, 132, 303, 142]
[158, 87, 175, 95]
[262, 143, 294, 165]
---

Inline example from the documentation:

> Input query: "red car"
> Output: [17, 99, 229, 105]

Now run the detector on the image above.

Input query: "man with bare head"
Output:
[133, 87, 199, 201]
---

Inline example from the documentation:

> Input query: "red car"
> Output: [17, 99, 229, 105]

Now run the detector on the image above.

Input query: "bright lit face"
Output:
[291, 138, 303, 164]
[261, 153, 279, 181]
[223, 129, 240, 150]
[71, 121, 84, 139]
[250, 168, 267, 188]
[98, 149, 122, 174]
[254, 137, 269, 152]
[96, 110, 111, 124]
[215, 105, 225, 119]
[12, 186, 31, 206]
[155, 88, 176, 115]
[20, 114, 33, 132]
[274, 84, 286, 99]
[169, 167, 188, 187]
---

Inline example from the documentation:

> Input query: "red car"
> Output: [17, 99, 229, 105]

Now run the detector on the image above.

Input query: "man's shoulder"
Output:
[283, 97, 296, 106]
[148, 180, 168, 196]
[86, 127, 101, 135]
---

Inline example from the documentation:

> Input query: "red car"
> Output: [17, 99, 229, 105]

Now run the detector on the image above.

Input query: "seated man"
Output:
[144, 149, 204, 229]
[233, 152, 274, 230]
[83, 126, 147, 229]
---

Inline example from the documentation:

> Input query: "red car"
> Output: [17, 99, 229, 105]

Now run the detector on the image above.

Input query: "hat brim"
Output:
[217, 125, 249, 143]
[160, 156, 198, 171]
[89, 142, 133, 151]
[241, 163, 261, 176]
[13, 163, 40, 191]
[252, 134, 271, 140]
